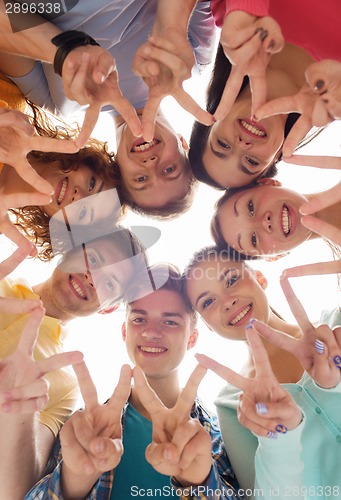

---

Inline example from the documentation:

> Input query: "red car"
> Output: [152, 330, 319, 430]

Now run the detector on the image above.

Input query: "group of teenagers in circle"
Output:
[0, 0, 340, 499]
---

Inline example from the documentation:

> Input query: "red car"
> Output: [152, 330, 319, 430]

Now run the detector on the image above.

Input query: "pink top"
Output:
[211, 0, 341, 61]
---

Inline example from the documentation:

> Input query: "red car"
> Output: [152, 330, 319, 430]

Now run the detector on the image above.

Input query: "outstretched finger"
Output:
[112, 95, 143, 139]
[107, 364, 132, 413]
[246, 327, 273, 378]
[0, 108, 34, 134]
[283, 260, 341, 278]
[76, 105, 101, 148]
[250, 73, 268, 119]
[280, 277, 314, 332]
[141, 96, 162, 142]
[214, 70, 243, 120]
[283, 155, 341, 170]
[282, 116, 312, 157]
[39, 350, 84, 376]
[0, 216, 36, 253]
[195, 353, 247, 390]
[175, 364, 207, 417]
[250, 319, 298, 355]
[0, 297, 42, 315]
[299, 182, 341, 215]
[301, 215, 341, 246]
[133, 365, 165, 416]
[12, 158, 54, 195]
[73, 361, 99, 411]
[17, 306, 45, 355]
[0, 241, 34, 280]
[174, 88, 214, 126]
[254, 95, 298, 120]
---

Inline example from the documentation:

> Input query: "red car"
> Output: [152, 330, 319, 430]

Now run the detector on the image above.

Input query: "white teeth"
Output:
[140, 346, 166, 353]
[240, 120, 266, 137]
[70, 278, 86, 299]
[132, 139, 158, 152]
[281, 206, 291, 235]
[230, 305, 251, 325]
[57, 178, 68, 204]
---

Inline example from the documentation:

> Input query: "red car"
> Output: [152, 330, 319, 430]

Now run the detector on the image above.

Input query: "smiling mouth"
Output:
[239, 119, 267, 138]
[229, 305, 252, 326]
[69, 275, 87, 300]
[281, 205, 292, 236]
[139, 346, 167, 353]
[131, 139, 160, 153]
[57, 177, 68, 205]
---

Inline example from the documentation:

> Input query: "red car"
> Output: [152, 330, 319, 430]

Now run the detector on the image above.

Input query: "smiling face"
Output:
[185, 256, 269, 340]
[216, 185, 312, 256]
[51, 236, 135, 317]
[116, 116, 191, 209]
[122, 289, 197, 379]
[202, 97, 286, 188]
[33, 161, 112, 217]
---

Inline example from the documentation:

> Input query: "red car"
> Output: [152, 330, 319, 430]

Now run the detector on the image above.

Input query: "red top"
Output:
[211, 0, 341, 61]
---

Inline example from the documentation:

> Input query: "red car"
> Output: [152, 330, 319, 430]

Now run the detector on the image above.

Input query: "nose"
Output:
[261, 212, 272, 233]
[141, 155, 159, 167]
[237, 135, 252, 150]
[141, 325, 162, 340]
[222, 295, 238, 311]
[84, 272, 94, 288]
[71, 186, 87, 203]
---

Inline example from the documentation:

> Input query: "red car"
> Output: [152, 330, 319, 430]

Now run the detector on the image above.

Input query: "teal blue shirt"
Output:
[110, 404, 170, 500]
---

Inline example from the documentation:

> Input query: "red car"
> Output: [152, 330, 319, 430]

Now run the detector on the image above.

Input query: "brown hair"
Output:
[10, 102, 122, 261]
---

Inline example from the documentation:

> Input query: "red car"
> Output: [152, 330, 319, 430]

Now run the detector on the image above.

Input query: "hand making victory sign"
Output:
[252, 276, 341, 390]
[0, 307, 83, 414]
[59, 362, 132, 498]
[133, 364, 212, 486]
[196, 329, 302, 439]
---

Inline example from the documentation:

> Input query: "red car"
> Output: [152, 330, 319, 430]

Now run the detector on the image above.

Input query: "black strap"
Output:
[51, 30, 100, 77]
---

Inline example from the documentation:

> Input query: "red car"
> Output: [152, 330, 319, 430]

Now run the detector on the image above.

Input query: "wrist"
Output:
[51, 30, 100, 76]
[61, 461, 101, 499]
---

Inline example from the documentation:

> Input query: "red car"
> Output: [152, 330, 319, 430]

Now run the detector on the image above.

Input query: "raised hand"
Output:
[252, 276, 341, 389]
[0, 307, 83, 414]
[0, 107, 79, 195]
[133, 364, 211, 486]
[196, 329, 302, 438]
[132, 31, 214, 142]
[62, 46, 143, 148]
[216, 11, 284, 120]
[60, 363, 131, 478]
[305, 59, 341, 122]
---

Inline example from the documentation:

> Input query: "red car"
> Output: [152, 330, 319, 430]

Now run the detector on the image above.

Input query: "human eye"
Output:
[89, 176, 96, 192]
[132, 317, 146, 324]
[225, 271, 240, 287]
[78, 206, 87, 221]
[164, 320, 178, 326]
[163, 165, 176, 175]
[104, 278, 115, 291]
[202, 297, 214, 309]
[245, 156, 259, 166]
[248, 199, 255, 216]
[87, 252, 99, 268]
[135, 175, 148, 183]
[251, 232, 257, 248]
[217, 139, 231, 149]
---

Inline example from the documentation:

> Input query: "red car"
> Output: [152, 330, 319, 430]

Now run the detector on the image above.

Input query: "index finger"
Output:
[174, 88, 214, 126]
[133, 365, 165, 415]
[195, 353, 248, 391]
[214, 70, 243, 121]
[76, 105, 101, 148]
[10, 158, 53, 196]
[283, 260, 341, 278]
[249, 73, 267, 118]
[282, 116, 312, 157]
[280, 276, 314, 332]
[108, 95, 142, 139]
[301, 215, 341, 246]
[254, 95, 299, 120]
[299, 182, 341, 215]
[73, 361, 99, 410]
[17, 306, 45, 355]
[106, 364, 132, 414]
[0, 242, 33, 279]
[175, 364, 207, 417]
[283, 155, 341, 170]
[141, 96, 162, 142]
[246, 327, 273, 378]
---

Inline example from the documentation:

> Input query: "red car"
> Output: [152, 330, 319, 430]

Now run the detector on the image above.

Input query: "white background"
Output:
[0, 67, 340, 411]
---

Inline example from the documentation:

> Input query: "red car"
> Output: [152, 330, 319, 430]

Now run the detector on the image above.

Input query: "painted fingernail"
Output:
[275, 424, 288, 434]
[255, 27, 264, 35]
[333, 355, 341, 369]
[266, 39, 275, 52]
[314, 79, 325, 91]
[315, 339, 325, 354]
[267, 431, 277, 439]
[249, 318, 256, 325]
[256, 403, 268, 415]
[246, 323, 253, 330]
[260, 30, 269, 42]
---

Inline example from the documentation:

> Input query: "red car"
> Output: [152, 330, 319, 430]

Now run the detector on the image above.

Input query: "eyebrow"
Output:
[209, 141, 261, 176]
[129, 309, 183, 318]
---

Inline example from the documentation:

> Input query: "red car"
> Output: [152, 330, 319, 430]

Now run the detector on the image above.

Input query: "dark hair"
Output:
[189, 44, 299, 189]
[125, 262, 198, 327]
[10, 102, 123, 261]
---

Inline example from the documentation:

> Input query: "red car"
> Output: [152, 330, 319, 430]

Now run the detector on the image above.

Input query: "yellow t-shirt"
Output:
[0, 277, 80, 437]
[0, 74, 27, 112]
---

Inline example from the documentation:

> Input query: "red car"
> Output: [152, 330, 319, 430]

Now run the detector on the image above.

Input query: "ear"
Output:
[187, 328, 199, 351]
[179, 135, 189, 152]
[254, 270, 268, 289]
[98, 303, 120, 315]
[256, 177, 282, 187]
[265, 252, 290, 262]
[121, 322, 127, 341]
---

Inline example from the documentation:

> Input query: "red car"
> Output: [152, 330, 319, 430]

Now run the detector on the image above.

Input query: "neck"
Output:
[32, 280, 72, 324]
[243, 310, 304, 383]
[129, 370, 181, 420]
[0, 165, 34, 195]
